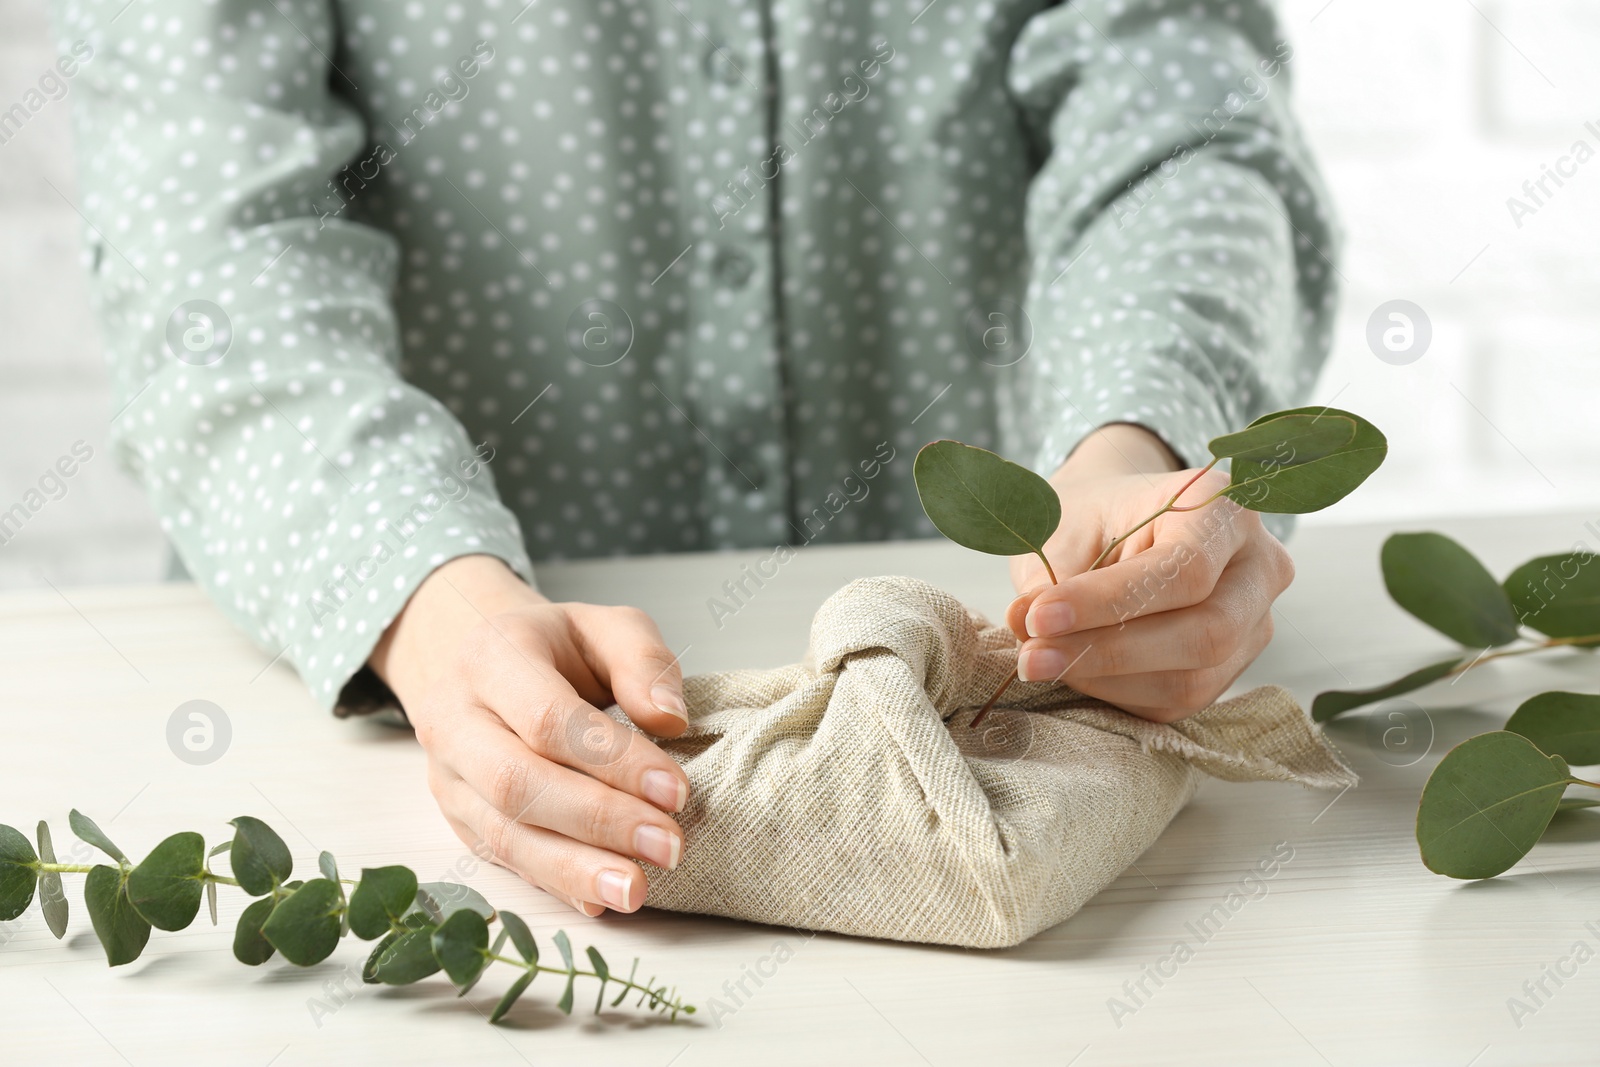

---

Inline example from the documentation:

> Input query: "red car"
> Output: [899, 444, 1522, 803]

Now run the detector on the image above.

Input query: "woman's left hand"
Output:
[1006, 424, 1296, 722]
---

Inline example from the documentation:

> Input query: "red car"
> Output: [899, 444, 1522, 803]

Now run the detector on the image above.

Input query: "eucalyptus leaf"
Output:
[208, 840, 232, 859]
[318, 851, 339, 884]
[0, 824, 38, 923]
[372, 926, 443, 985]
[467, 928, 511, 998]
[498, 910, 536, 964]
[1417, 731, 1571, 879]
[1217, 407, 1385, 514]
[431, 909, 490, 990]
[125, 832, 206, 931]
[227, 817, 292, 897]
[1312, 656, 1464, 722]
[1503, 553, 1600, 645]
[69, 809, 126, 864]
[1382, 532, 1521, 648]
[491, 971, 535, 1024]
[362, 931, 399, 983]
[348, 865, 418, 940]
[259, 878, 343, 966]
[83, 864, 151, 966]
[206, 879, 218, 927]
[35, 821, 67, 939]
[1505, 691, 1600, 765]
[1557, 797, 1600, 813]
[912, 440, 1060, 566]
[553, 928, 574, 971]
[557, 972, 576, 1015]
[232, 896, 277, 966]
[414, 881, 495, 923]
[587, 946, 611, 1012]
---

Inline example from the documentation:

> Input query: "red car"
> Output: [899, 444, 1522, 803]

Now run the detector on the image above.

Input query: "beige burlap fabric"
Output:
[640, 576, 1355, 949]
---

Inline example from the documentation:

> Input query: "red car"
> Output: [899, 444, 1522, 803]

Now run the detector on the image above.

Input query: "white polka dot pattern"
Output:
[48, 0, 1338, 711]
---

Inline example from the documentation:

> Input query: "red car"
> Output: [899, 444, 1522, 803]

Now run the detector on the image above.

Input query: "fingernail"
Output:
[597, 869, 633, 911]
[1026, 601, 1074, 638]
[642, 768, 687, 812]
[634, 824, 682, 869]
[650, 684, 688, 723]
[1017, 647, 1066, 683]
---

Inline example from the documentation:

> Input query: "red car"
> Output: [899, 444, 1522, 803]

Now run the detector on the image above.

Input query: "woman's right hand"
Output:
[368, 555, 692, 917]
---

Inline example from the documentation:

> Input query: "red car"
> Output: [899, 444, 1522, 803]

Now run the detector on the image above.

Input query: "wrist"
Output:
[1053, 423, 1183, 484]
[369, 554, 546, 707]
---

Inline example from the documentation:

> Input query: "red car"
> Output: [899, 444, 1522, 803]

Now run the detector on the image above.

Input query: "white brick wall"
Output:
[2, 0, 1597, 589]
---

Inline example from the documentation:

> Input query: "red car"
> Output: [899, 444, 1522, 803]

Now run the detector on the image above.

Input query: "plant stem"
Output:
[1445, 633, 1600, 677]
[1569, 777, 1600, 790]
[967, 458, 1222, 728]
[34, 863, 96, 875]
[484, 955, 689, 1010]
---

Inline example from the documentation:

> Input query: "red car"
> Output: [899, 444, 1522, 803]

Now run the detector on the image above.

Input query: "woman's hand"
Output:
[368, 555, 691, 917]
[1007, 424, 1295, 722]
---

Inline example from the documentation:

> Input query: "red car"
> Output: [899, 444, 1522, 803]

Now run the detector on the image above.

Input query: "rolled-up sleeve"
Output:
[51, 0, 534, 710]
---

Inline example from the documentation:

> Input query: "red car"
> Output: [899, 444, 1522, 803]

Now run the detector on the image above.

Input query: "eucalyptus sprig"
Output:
[1312, 534, 1600, 721]
[913, 406, 1387, 724]
[1416, 693, 1600, 879]
[0, 811, 694, 1025]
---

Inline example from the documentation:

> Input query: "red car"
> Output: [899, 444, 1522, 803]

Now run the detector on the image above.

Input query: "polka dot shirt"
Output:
[50, 0, 1339, 712]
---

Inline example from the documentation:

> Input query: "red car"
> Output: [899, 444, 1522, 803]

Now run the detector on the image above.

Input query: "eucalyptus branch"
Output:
[0, 810, 694, 1025]
[914, 408, 1386, 729]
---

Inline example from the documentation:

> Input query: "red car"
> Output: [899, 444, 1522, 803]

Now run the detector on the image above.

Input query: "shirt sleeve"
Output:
[51, 0, 535, 711]
[1000, 0, 1340, 480]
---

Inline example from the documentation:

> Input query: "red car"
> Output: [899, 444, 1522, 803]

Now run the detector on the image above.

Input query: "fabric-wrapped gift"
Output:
[636, 575, 1354, 949]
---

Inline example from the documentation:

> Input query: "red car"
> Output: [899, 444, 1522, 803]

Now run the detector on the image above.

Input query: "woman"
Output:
[54, 0, 1332, 917]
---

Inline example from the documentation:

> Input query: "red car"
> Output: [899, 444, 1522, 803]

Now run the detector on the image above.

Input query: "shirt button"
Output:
[713, 248, 755, 289]
[705, 46, 745, 87]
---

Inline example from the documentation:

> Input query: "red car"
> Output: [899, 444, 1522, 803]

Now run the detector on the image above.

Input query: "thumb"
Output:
[571, 605, 689, 738]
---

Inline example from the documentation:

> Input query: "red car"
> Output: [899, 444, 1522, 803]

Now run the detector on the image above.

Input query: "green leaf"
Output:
[362, 931, 399, 983]
[553, 928, 574, 970]
[35, 821, 67, 939]
[232, 897, 278, 966]
[208, 840, 231, 859]
[227, 817, 293, 896]
[498, 910, 536, 964]
[1382, 532, 1522, 648]
[1311, 656, 1465, 722]
[69, 809, 126, 864]
[587, 946, 610, 1012]
[1217, 407, 1386, 514]
[83, 865, 152, 966]
[1504, 554, 1600, 645]
[1417, 731, 1571, 879]
[206, 880, 218, 927]
[414, 881, 495, 924]
[318, 851, 339, 883]
[912, 441, 1060, 565]
[558, 972, 576, 1015]
[372, 926, 443, 985]
[125, 832, 206, 931]
[347, 865, 418, 941]
[260, 878, 343, 966]
[1557, 796, 1600, 813]
[0, 824, 38, 923]
[431, 909, 491, 990]
[1505, 691, 1600, 765]
[491, 971, 535, 1024]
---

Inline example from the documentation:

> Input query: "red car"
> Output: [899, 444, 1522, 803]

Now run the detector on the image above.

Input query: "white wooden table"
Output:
[3, 512, 1597, 1065]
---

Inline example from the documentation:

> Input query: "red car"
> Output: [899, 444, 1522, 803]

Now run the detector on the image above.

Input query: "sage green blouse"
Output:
[52, 0, 1337, 710]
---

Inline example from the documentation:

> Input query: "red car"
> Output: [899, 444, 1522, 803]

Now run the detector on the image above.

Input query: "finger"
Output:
[449, 782, 650, 913]
[444, 813, 611, 917]
[462, 630, 690, 814]
[568, 603, 689, 738]
[434, 709, 685, 870]
[1017, 546, 1281, 680]
[1023, 498, 1254, 637]
[1067, 611, 1275, 722]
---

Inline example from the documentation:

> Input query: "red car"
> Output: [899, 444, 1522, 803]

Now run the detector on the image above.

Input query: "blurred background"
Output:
[2, 0, 1596, 589]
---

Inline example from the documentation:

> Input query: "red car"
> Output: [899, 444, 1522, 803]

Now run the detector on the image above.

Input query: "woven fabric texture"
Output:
[639, 576, 1355, 949]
